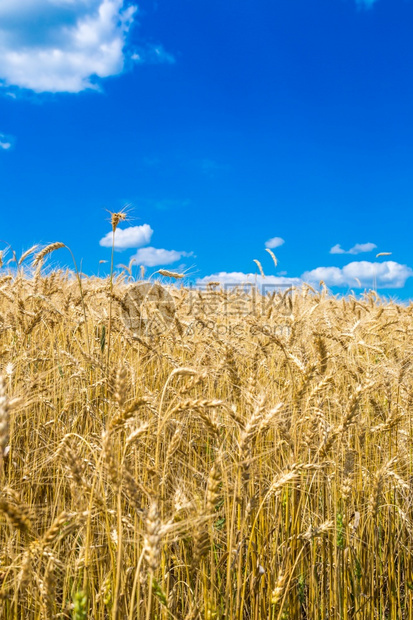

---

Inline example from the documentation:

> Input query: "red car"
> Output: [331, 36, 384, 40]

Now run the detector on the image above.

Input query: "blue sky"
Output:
[1, 0, 413, 295]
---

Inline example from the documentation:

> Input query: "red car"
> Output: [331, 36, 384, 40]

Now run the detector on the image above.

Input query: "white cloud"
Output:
[99, 224, 153, 249]
[330, 242, 377, 255]
[265, 237, 285, 249]
[196, 259, 413, 292]
[330, 244, 345, 255]
[130, 247, 193, 267]
[0, 0, 173, 93]
[0, 133, 13, 150]
[302, 261, 413, 289]
[197, 272, 301, 289]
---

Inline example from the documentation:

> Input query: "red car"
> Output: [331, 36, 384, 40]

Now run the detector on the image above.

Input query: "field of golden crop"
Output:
[1, 245, 413, 619]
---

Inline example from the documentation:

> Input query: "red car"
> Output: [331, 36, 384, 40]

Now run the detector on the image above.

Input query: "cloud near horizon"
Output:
[0, 0, 173, 93]
[197, 272, 301, 289]
[198, 260, 413, 290]
[330, 242, 377, 255]
[99, 224, 153, 249]
[130, 247, 193, 267]
[302, 261, 413, 289]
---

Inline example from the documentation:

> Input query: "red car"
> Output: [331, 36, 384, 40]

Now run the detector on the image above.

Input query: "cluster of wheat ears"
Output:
[0, 237, 413, 619]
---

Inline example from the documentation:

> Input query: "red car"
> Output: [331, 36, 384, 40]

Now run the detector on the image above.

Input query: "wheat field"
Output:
[0, 243, 413, 619]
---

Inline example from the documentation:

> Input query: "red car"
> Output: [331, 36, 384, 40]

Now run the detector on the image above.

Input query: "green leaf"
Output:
[152, 578, 168, 607]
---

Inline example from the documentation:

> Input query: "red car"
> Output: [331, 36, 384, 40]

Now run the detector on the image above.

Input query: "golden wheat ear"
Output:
[33, 242, 65, 266]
